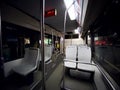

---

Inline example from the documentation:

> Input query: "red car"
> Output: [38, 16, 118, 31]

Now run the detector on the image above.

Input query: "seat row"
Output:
[64, 45, 95, 79]
[11, 45, 52, 76]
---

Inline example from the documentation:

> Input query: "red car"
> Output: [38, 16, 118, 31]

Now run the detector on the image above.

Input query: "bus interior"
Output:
[0, 0, 120, 90]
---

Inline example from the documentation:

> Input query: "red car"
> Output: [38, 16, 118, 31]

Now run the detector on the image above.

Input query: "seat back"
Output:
[78, 45, 91, 63]
[65, 45, 77, 60]
[44, 45, 52, 62]
[23, 48, 40, 67]
[45, 45, 52, 57]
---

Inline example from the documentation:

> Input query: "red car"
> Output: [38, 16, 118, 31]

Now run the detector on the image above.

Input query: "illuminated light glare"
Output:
[74, 29, 79, 34]
[64, 0, 76, 20]
[74, 27, 81, 34]
[79, 34, 81, 38]
[39, 40, 41, 44]
[25, 38, 30, 44]
[61, 37, 64, 41]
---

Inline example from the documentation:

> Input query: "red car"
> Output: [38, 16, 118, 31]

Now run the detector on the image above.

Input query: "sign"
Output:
[45, 9, 57, 18]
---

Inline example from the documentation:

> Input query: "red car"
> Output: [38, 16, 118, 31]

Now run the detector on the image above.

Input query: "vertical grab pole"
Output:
[62, 9, 67, 89]
[0, 5, 4, 84]
[85, 31, 88, 45]
[52, 30, 54, 52]
[0, 6, 4, 84]
[62, 1, 76, 89]
[90, 29, 95, 60]
[40, 0, 46, 90]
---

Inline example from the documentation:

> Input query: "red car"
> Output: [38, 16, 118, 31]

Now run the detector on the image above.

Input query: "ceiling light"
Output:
[64, 0, 76, 20]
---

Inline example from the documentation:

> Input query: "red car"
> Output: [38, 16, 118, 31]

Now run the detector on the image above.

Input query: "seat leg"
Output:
[65, 68, 70, 76]
[90, 72, 94, 81]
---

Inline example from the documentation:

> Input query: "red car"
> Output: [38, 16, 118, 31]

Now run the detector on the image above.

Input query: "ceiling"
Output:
[81, 0, 120, 37]
[3, 0, 116, 37]
[4, 0, 79, 33]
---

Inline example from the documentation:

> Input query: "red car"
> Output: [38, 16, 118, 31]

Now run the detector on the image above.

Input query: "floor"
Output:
[44, 62, 96, 90]
[1, 53, 63, 90]
[1, 53, 111, 90]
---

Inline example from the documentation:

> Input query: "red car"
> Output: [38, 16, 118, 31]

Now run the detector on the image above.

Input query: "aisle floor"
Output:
[44, 62, 96, 90]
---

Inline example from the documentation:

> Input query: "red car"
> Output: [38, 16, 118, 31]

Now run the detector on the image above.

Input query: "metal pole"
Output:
[85, 32, 88, 45]
[52, 30, 54, 51]
[63, 0, 76, 53]
[71, 34, 72, 45]
[40, 0, 45, 90]
[90, 29, 95, 59]
[0, 5, 4, 84]
[63, 10, 67, 54]
[62, 9, 67, 88]
[62, 1, 76, 89]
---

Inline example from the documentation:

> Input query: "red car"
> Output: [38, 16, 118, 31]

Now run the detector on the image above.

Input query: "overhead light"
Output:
[74, 27, 81, 34]
[64, 0, 76, 20]
[74, 29, 79, 34]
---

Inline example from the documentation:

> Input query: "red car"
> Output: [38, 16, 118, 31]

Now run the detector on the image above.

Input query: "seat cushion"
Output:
[64, 62, 76, 69]
[77, 63, 95, 72]
[13, 63, 36, 76]
[45, 56, 51, 62]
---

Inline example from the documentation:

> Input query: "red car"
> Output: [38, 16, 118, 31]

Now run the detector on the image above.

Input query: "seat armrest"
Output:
[77, 61, 96, 66]
[64, 59, 76, 63]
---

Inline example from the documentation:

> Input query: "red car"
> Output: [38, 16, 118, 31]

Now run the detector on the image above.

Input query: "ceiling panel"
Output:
[4, 0, 79, 32]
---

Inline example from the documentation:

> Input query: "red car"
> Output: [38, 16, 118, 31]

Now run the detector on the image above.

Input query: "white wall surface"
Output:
[65, 38, 84, 48]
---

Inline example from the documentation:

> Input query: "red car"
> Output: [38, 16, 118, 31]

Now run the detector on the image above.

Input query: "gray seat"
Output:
[64, 45, 77, 69]
[77, 45, 95, 79]
[44, 45, 52, 62]
[12, 48, 40, 76]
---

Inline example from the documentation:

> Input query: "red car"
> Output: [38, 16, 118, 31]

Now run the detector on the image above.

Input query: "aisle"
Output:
[46, 62, 63, 90]
[45, 62, 96, 90]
